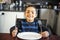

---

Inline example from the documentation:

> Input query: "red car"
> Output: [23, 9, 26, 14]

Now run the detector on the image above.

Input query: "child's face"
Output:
[25, 7, 37, 21]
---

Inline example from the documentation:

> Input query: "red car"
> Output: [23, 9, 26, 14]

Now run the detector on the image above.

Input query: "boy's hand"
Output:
[40, 31, 49, 37]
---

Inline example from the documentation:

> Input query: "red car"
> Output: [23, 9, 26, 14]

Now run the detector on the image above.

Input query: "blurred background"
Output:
[0, 0, 60, 36]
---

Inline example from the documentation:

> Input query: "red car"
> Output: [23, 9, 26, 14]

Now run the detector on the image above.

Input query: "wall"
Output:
[40, 9, 49, 20]
[40, 9, 60, 36]
[47, 9, 56, 28]
[57, 12, 60, 36]
[0, 11, 24, 33]
[40, 9, 56, 28]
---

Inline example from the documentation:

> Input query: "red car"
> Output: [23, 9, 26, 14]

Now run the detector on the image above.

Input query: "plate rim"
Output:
[17, 32, 42, 39]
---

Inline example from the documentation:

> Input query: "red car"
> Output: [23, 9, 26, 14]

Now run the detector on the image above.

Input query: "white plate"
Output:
[17, 32, 42, 40]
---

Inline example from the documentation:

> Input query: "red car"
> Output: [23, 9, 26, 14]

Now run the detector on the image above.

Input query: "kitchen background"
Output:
[0, 0, 60, 36]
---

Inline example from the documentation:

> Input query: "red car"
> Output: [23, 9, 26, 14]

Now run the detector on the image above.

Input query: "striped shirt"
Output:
[21, 20, 39, 33]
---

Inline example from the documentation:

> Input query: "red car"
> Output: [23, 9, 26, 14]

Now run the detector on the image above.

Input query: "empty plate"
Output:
[17, 32, 42, 40]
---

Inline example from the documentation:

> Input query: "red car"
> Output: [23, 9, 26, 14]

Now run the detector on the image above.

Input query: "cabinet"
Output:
[0, 11, 24, 33]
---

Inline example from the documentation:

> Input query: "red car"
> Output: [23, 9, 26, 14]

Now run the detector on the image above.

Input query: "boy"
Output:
[10, 5, 51, 37]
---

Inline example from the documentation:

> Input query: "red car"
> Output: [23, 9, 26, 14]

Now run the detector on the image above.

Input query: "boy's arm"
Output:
[16, 19, 22, 32]
[38, 20, 51, 37]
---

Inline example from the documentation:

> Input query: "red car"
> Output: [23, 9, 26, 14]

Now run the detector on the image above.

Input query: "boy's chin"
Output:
[28, 18, 34, 20]
[27, 18, 34, 19]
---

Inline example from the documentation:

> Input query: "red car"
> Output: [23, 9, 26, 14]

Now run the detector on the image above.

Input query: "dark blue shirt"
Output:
[21, 20, 39, 33]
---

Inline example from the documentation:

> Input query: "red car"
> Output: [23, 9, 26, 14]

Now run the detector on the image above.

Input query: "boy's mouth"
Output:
[28, 16, 33, 18]
[27, 16, 33, 18]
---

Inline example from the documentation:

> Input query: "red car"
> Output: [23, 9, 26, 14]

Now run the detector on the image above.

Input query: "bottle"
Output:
[19, 0, 22, 11]
[15, 1, 18, 11]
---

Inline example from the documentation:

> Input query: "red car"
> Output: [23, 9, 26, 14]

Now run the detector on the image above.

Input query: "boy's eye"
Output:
[26, 10, 30, 13]
[27, 11, 29, 13]
[32, 12, 34, 14]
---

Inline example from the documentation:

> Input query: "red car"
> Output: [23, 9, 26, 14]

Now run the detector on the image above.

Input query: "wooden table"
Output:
[0, 33, 60, 40]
